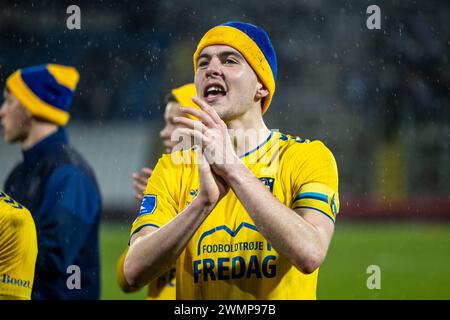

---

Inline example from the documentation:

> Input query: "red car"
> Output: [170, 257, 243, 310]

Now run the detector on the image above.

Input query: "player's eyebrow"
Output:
[219, 50, 245, 61]
[197, 50, 245, 62]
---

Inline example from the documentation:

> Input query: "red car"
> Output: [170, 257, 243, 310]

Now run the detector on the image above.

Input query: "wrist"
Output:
[191, 195, 217, 215]
[221, 161, 248, 185]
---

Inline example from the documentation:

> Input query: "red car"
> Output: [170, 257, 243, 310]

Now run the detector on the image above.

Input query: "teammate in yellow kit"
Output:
[0, 191, 37, 300]
[124, 22, 339, 299]
[116, 83, 196, 299]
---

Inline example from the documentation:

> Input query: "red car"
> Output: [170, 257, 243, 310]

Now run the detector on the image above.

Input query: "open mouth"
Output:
[204, 83, 227, 102]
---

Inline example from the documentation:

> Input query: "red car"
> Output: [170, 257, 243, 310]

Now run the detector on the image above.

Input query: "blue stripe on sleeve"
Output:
[129, 223, 160, 244]
[293, 192, 329, 203]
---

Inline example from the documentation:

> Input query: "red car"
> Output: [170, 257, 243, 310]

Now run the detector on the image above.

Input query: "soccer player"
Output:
[0, 191, 37, 300]
[124, 22, 340, 299]
[116, 83, 196, 299]
[0, 64, 102, 299]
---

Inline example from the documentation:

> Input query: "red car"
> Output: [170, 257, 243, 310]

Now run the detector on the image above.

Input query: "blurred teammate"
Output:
[125, 22, 340, 299]
[0, 64, 102, 299]
[116, 83, 196, 299]
[0, 191, 37, 300]
[132, 83, 197, 202]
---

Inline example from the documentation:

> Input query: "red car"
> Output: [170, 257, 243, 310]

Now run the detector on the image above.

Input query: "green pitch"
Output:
[100, 222, 450, 300]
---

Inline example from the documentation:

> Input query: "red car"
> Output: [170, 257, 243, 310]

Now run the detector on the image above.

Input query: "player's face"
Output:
[195, 45, 263, 121]
[0, 90, 31, 143]
[159, 101, 185, 153]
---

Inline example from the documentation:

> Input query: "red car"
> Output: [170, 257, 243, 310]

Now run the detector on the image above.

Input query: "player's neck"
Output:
[225, 107, 271, 158]
[21, 120, 59, 150]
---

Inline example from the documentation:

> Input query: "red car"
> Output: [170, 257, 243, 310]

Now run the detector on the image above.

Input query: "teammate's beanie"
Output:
[171, 83, 197, 108]
[6, 64, 80, 126]
[171, 83, 199, 120]
[193, 21, 277, 115]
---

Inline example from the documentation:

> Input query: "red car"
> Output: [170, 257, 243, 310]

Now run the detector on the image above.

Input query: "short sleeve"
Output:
[290, 141, 340, 223]
[130, 154, 180, 238]
[0, 193, 37, 300]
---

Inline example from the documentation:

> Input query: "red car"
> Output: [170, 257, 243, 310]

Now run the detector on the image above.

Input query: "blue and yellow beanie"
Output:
[6, 64, 80, 126]
[193, 21, 277, 115]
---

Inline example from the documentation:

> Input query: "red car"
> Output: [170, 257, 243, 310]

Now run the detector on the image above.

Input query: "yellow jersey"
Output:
[0, 191, 37, 300]
[130, 131, 339, 299]
[145, 266, 176, 300]
[116, 248, 176, 299]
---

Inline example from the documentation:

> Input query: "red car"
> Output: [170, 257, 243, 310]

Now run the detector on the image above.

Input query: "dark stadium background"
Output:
[0, 0, 449, 299]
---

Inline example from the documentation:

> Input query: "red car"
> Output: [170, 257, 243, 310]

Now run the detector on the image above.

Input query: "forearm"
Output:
[116, 249, 142, 293]
[125, 197, 214, 287]
[224, 163, 327, 273]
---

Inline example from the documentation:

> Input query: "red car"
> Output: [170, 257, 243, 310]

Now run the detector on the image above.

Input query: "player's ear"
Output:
[20, 105, 33, 120]
[255, 81, 269, 99]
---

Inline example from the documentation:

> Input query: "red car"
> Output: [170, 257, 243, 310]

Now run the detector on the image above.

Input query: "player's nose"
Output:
[206, 57, 222, 77]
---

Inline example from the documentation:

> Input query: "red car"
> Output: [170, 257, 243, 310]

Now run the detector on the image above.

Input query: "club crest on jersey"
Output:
[259, 177, 274, 193]
[138, 195, 157, 217]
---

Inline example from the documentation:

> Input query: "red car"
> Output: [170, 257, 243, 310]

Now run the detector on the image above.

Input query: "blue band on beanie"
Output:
[21, 66, 74, 112]
[221, 21, 277, 81]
